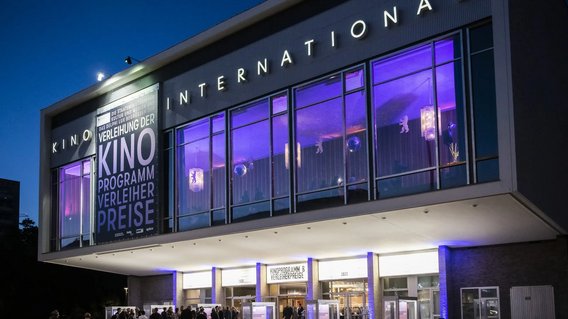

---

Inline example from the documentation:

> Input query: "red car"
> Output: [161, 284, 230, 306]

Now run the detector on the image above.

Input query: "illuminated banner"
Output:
[379, 251, 439, 277]
[95, 85, 159, 242]
[318, 258, 367, 280]
[267, 263, 307, 283]
[222, 267, 256, 287]
[183, 271, 212, 289]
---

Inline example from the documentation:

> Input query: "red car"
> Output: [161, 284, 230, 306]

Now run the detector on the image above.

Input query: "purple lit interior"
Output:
[373, 37, 463, 177]
[373, 45, 432, 84]
[59, 160, 90, 244]
[272, 93, 288, 114]
[177, 114, 226, 214]
[173, 37, 462, 214]
[295, 76, 341, 109]
[232, 99, 269, 128]
[345, 68, 364, 91]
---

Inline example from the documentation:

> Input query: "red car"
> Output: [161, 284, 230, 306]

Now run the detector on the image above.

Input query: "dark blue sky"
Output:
[0, 0, 264, 224]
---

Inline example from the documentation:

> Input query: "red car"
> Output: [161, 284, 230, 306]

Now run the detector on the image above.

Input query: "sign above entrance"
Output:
[379, 251, 438, 276]
[183, 270, 212, 289]
[319, 258, 367, 280]
[267, 263, 308, 284]
[222, 267, 256, 287]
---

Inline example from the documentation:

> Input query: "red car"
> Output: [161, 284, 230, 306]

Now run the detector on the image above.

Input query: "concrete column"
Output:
[256, 263, 268, 301]
[307, 258, 319, 300]
[212, 267, 223, 304]
[367, 252, 380, 319]
[307, 258, 319, 319]
[173, 271, 183, 309]
[438, 246, 451, 319]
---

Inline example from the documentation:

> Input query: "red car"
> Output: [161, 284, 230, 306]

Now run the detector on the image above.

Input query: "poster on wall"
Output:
[95, 85, 159, 243]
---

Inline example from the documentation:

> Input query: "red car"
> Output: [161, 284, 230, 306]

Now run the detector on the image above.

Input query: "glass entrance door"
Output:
[333, 292, 367, 319]
[460, 287, 500, 319]
[321, 280, 368, 319]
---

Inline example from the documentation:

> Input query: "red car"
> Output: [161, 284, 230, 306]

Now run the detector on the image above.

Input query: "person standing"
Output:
[283, 304, 293, 319]
[297, 302, 304, 319]
[150, 308, 162, 319]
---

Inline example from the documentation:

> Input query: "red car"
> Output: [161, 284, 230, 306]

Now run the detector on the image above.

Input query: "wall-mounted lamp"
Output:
[97, 72, 105, 82]
[124, 56, 141, 65]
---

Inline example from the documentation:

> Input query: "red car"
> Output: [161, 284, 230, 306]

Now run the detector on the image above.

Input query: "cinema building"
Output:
[38, 0, 568, 318]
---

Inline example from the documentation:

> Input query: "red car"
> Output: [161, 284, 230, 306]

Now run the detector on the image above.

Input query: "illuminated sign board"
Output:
[183, 271, 212, 289]
[379, 251, 439, 276]
[318, 258, 367, 280]
[222, 267, 256, 287]
[95, 85, 159, 242]
[267, 263, 308, 283]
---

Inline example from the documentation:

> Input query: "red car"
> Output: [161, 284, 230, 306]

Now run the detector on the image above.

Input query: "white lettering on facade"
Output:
[217, 75, 226, 91]
[52, 129, 94, 154]
[163, 1, 460, 110]
[70, 134, 78, 146]
[331, 31, 336, 47]
[350, 20, 367, 39]
[83, 129, 92, 141]
[304, 39, 315, 56]
[180, 90, 190, 105]
[237, 68, 247, 83]
[257, 58, 269, 75]
[281, 50, 293, 67]
[198, 83, 207, 97]
[384, 6, 398, 28]
[417, 0, 433, 15]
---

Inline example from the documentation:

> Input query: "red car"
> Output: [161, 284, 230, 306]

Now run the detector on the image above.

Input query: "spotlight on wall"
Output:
[96, 72, 105, 82]
[124, 56, 141, 65]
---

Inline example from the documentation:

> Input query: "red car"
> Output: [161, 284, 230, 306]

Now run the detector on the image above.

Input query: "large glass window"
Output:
[372, 34, 467, 199]
[230, 92, 290, 222]
[57, 159, 92, 250]
[294, 67, 368, 211]
[176, 113, 226, 231]
[469, 22, 499, 183]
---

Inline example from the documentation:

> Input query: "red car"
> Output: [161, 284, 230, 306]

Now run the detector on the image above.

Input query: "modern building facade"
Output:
[0, 178, 20, 246]
[39, 1, 568, 318]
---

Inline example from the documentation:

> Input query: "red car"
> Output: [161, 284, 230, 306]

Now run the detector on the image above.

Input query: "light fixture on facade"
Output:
[97, 72, 105, 82]
[188, 167, 204, 192]
[124, 56, 141, 65]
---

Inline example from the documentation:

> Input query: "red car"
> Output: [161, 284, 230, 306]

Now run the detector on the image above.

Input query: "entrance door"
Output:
[460, 287, 500, 319]
[264, 296, 305, 319]
[231, 296, 256, 310]
[333, 292, 367, 319]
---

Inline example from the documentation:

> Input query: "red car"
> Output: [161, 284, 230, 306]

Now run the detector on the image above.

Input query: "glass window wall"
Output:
[230, 92, 290, 222]
[176, 113, 226, 230]
[372, 34, 467, 199]
[294, 67, 369, 211]
[57, 159, 92, 250]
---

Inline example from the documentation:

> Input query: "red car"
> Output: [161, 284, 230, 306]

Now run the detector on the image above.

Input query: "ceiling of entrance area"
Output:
[48, 194, 559, 276]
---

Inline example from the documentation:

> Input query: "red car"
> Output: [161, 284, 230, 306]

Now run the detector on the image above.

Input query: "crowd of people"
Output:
[106, 305, 240, 319]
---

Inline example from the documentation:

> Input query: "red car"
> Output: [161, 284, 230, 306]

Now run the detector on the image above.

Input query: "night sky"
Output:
[0, 0, 264, 224]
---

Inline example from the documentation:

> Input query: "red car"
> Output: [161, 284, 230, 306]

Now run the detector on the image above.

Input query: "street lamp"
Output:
[124, 287, 129, 305]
